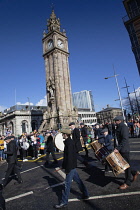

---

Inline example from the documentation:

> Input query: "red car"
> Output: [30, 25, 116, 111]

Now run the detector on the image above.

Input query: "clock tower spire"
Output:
[40, 10, 78, 130]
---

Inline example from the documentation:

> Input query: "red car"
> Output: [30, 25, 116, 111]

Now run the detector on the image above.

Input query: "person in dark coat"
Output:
[94, 124, 103, 140]
[69, 122, 83, 153]
[54, 129, 89, 209]
[0, 135, 22, 189]
[99, 128, 113, 172]
[80, 123, 88, 157]
[114, 116, 139, 190]
[69, 122, 88, 166]
[44, 132, 58, 166]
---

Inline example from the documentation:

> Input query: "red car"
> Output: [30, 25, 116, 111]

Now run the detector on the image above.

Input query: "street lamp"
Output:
[104, 72, 125, 120]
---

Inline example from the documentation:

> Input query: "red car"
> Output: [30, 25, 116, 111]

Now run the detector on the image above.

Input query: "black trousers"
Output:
[32, 144, 38, 158]
[83, 137, 88, 157]
[46, 150, 57, 162]
[121, 152, 137, 186]
[3, 163, 22, 187]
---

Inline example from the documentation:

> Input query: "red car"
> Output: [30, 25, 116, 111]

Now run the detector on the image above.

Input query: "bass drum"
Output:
[21, 142, 30, 150]
[54, 133, 64, 151]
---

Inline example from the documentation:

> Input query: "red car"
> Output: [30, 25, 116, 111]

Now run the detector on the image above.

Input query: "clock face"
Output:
[47, 40, 53, 49]
[57, 39, 64, 48]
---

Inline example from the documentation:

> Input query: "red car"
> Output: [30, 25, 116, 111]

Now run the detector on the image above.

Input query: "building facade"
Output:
[0, 105, 46, 136]
[78, 108, 97, 126]
[73, 90, 95, 111]
[40, 10, 78, 131]
[96, 105, 122, 124]
[123, 0, 140, 75]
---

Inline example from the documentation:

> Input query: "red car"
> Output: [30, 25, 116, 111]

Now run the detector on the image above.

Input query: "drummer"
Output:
[44, 132, 58, 167]
[98, 128, 113, 172]
[114, 116, 139, 189]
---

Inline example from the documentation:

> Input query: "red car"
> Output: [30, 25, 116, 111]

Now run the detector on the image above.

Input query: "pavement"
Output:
[0, 137, 140, 210]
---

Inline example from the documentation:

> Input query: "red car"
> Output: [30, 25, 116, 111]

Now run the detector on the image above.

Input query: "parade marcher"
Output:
[54, 129, 89, 209]
[90, 127, 95, 142]
[107, 122, 113, 137]
[80, 123, 88, 157]
[44, 132, 58, 166]
[69, 122, 88, 166]
[94, 124, 103, 140]
[0, 135, 23, 189]
[99, 128, 113, 172]
[114, 116, 139, 189]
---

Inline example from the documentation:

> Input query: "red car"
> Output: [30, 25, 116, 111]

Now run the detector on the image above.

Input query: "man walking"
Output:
[0, 135, 22, 189]
[54, 129, 89, 209]
[114, 116, 139, 189]
[80, 123, 88, 157]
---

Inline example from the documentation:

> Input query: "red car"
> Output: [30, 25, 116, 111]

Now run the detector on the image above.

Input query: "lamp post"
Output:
[122, 78, 134, 118]
[104, 72, 125, 120]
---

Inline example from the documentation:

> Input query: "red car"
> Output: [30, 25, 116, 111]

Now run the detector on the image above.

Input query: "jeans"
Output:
[61, 168, 89, 205]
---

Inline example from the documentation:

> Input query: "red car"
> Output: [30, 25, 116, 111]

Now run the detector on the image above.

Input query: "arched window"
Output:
[21, 120, 28, 133]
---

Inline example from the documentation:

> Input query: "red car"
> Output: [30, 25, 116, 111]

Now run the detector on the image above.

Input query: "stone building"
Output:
[40, 10, 78, 131]
[96, 105, 122, 124]
[0, 105, 46, 136]
[123, 0, 140, 75]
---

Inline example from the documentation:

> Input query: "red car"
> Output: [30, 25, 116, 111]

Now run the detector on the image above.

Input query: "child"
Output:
[98, 128, 113, 172]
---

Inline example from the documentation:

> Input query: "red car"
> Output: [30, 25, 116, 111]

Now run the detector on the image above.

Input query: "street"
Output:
[0, 137, 140, 210]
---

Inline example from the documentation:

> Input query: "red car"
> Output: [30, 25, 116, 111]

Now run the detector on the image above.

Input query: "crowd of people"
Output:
[0, 119, 140, 164]
[0, 116, 140, 209]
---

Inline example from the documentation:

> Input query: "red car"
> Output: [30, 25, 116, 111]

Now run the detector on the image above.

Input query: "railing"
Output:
[123, 7, 140, 22]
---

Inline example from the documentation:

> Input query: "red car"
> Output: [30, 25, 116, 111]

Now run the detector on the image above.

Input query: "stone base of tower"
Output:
[39, 109, 78, 131]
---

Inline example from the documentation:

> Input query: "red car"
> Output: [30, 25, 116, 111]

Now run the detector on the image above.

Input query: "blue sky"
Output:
[0, 0, 139, 112]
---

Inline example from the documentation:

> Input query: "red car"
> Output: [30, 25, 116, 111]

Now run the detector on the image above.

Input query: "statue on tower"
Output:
[47, 77, 55, 99]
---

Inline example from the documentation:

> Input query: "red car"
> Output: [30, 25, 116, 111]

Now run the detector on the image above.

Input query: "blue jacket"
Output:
[104, 134, 113, 151]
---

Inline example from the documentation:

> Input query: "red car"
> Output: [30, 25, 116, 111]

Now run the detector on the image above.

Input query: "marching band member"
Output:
[114, 116, 139, 189]
[80, 123, 88, 158]
[0, 135, 23, 189]
[54, 129, 89, 209]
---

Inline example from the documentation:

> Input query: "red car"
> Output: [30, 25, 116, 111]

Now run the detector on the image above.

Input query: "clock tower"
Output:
[40, 10, 78, 130]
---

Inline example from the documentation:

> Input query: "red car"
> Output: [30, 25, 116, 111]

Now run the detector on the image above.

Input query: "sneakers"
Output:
[23, 159, 28, 162]
[54, 203, 67, 209]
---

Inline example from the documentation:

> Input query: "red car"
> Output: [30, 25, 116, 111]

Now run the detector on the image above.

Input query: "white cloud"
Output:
[0, 106, 7, 112]
[129, 87, 140, 99]
[16, 102, 34, 105]
[36, 96, 47, 106]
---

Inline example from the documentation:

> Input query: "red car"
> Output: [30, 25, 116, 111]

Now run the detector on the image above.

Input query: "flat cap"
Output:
[4, 135, 15, 140]
[69, 122, 75, 126]
[61, 129, 71, 135]
[113, 116, 124, 121]
[101, 128, 108, 133]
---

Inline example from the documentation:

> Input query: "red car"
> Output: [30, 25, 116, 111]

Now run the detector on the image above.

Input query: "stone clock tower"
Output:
[40, 10, 78, 130]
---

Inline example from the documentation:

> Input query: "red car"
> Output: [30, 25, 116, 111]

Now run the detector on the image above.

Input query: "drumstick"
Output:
[54, 168, 62, 172]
